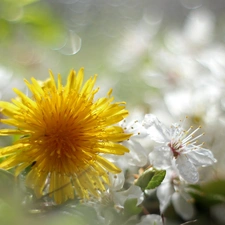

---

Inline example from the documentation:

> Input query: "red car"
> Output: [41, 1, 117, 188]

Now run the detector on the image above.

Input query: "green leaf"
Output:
[124, 198, 142, 216]
[135, 168, 166, 191]
[189, 179, 225, 207]
[201, 179, 225, 197]
[135, 169, 155, 191]
[146, 170, 166, 190]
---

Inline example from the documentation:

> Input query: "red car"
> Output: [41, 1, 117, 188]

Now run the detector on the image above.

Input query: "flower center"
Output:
[168, 142, 181, 158]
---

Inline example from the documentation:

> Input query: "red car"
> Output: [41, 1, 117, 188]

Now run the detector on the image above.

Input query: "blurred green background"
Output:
[1, 0, 225, 224]
[1, 0, 224, 105]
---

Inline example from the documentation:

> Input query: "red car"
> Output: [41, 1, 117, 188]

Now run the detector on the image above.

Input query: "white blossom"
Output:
[120, 117, 148, 167]
[112, 185, 144, 208]
[96, 185, 144, 224]
[143, 114, 217, 183]
[156, 169, 195, 220]
[108, 172, 125, 191]
[136, 214, 163, 225]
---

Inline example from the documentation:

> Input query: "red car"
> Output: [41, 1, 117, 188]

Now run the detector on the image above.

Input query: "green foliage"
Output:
[0, 200, 18, 225]
[0, 19, 10, 41]
[20, 3, 65, 46]
[0, 168, 15, 198]
[2, 0, 39, 6]
[0, 168, 23, 209]
[124, 198, 142, 217]
[145, 170, 166, 189]
[201, 180, 225, 197]
[135, 168, 166, 191]
[189, 179, 225, 207]
[0, 0, 65, 46]
[72, 204, 103, 225]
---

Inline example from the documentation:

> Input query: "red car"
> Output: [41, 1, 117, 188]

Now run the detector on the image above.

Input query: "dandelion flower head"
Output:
[0, 68, 131, 204]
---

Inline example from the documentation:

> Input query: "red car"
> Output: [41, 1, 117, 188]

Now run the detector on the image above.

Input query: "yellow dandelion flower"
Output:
[0, 68, 131, 204]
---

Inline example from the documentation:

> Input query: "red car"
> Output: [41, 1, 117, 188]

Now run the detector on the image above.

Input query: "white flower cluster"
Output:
[106, 113, 217, 223]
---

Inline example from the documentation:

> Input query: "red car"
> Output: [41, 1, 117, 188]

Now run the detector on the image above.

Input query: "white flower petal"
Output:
[142, 114, 170, 143]
[169, 123, 185, 139]
[123, 140, 148, 167]
[157, 182, 174, 213]
[176, 155, 199, 183]
[109, 172, 125, 191]
[113, 185, 144, 207]
[136, 214, 163, 225]
[186, 148, 217, 167]
[149, 146, 172, 169]
[121, 118, 148, 138]
[172, 192, 195, 220]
